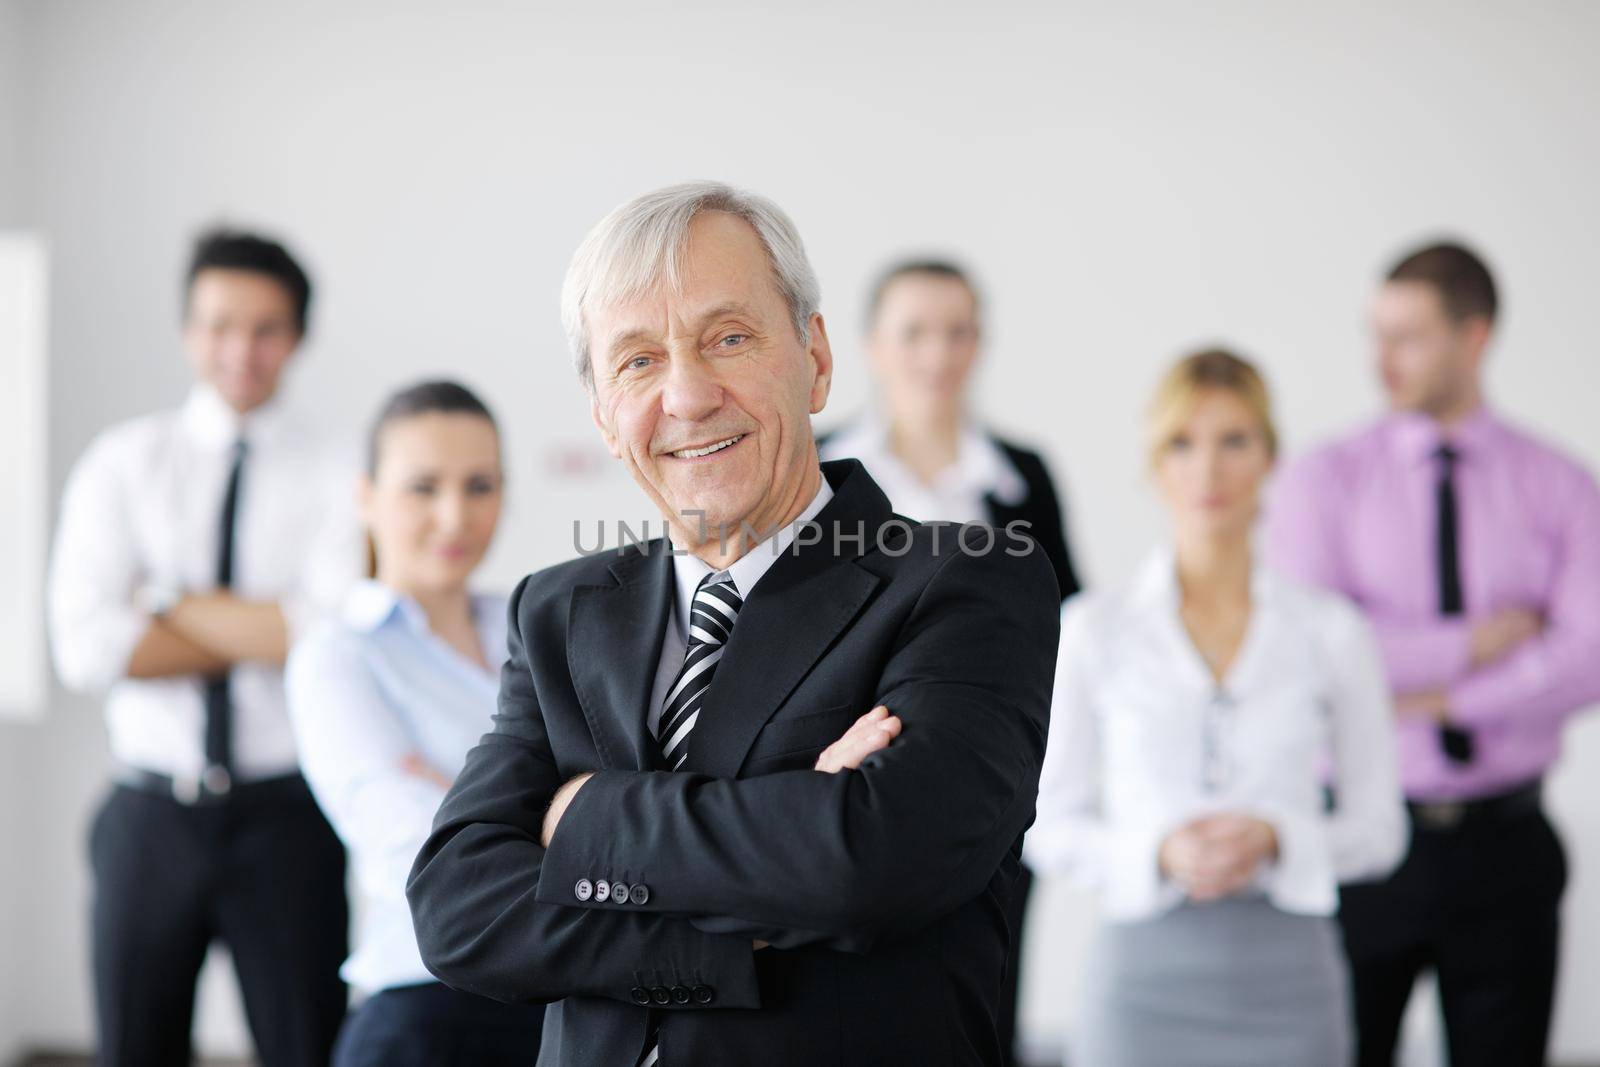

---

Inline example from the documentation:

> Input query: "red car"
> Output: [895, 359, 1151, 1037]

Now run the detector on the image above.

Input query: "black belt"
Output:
[1407, 779, 1543, 831]
[117, 768, 308, 806]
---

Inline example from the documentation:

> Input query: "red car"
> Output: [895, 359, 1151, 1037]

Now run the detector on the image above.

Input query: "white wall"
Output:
[1, 2, 33, 1060]
[8, 0, 1600, 1060]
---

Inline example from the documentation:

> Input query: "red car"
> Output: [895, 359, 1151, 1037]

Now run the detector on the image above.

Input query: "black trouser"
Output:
[90, 775, 349, 1067]
[997, 861, 1033, 1067]
[1338, 802, 1567, 1067]
[332, 981, 546, 1067]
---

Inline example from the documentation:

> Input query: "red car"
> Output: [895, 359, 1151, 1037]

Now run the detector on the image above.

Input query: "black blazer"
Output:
[407, 460, 1059, 1067]
[816, 427, 1081, 603]
[986, 438, 1080, 602]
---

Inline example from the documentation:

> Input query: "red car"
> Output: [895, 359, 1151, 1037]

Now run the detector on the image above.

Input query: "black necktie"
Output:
[203, 439, 247, 793]
[1434, 444, 1474, 764]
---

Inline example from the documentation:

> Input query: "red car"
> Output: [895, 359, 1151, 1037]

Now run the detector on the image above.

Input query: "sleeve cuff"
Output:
[57, 605, 150, 694]
[537, 769, 647, 910]
[1253, 805, 1336, 914]
[536, 770, 762, 1010]
[1103, 819, 1182, 921]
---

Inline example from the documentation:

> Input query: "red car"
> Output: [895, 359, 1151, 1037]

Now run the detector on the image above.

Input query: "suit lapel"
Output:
[566, 542, 672, 771]
[684, 461, 892, 779]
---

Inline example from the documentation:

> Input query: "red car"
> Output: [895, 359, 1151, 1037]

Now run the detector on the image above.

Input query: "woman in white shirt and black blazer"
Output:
[1026, 350, 1407, 1067]
[818, 258, 1081, 1067]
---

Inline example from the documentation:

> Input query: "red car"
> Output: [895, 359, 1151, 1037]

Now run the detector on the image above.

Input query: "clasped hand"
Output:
[1158, 814, 1278, 903]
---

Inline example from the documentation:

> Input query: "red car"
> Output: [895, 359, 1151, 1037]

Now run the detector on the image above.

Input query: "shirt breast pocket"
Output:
[740, 703, 859, 776]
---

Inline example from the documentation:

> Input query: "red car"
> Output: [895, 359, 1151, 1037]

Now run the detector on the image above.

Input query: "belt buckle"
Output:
[1414, 800, 1466, 830]
[166, 772, 198, 805]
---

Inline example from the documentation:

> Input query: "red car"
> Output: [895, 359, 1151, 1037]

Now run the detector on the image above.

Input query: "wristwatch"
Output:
[137, 582, 182, 619]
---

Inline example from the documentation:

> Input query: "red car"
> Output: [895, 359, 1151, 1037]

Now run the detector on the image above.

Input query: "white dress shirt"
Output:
[819, 414, 1025, 523]
[1025, 549, 1407, 921]
[647, 475, 834, 736]
[286, 580, 508, 995]
[47, 384, 362, 784]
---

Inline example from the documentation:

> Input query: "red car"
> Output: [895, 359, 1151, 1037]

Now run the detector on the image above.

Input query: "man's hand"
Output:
[1394, 688, 1451, 724]
[400, 752, 454, 790]
[814, 706, 901, 773]
[1469, 608, 1544, 667]
[541, 772, 595, 847]
[1159, 814, 1278, 902]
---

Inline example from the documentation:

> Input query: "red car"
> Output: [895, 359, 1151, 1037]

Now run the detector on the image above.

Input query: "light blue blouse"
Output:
[286, 579, 507, 995]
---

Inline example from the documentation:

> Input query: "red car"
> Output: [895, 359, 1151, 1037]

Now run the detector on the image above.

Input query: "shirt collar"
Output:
[1386, 405, 1501, 464]
[343, 579, 507, 664]
[343, 579, 412, 633]
[830, 411, 1027, 506]
[670, 474, 834, 631]
[180, 383, 291, 450]
[1130, 546, 1277, 611]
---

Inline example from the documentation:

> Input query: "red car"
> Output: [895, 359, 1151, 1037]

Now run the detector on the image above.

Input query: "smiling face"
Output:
[183, 268, 302, 414]
[1153, 388, 1275, 542]
[585, 211, 833, 562]
[867, 272, 981, 423]
[362, 412, 504, 598]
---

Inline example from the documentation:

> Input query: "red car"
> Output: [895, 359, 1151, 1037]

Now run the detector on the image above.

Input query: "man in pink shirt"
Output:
[1268, 242, 1600, 1067]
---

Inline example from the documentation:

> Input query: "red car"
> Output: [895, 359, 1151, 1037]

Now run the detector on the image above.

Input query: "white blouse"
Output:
[1025, 550, 1407, 922]
[819, 413, 1026, 524]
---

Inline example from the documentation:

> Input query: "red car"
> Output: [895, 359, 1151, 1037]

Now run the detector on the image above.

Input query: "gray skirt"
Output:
[1074, 895, 1352, 1067]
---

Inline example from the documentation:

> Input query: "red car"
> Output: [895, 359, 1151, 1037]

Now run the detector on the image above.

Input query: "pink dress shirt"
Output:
[1266, 408, 1600, 801]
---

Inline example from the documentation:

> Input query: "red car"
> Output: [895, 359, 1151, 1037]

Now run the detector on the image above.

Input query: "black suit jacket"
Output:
[407, 460, 1059, 1067]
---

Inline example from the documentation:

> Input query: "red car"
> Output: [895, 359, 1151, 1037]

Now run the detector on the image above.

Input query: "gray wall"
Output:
[1, 1, 31, 1060]
[6, 1, 1600, 1061]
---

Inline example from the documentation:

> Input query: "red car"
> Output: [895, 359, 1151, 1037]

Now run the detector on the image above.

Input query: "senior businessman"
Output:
[407, 181, 1060, 1067]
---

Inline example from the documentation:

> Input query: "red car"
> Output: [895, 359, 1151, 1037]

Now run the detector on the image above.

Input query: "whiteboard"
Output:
[0, 233, 47, 720]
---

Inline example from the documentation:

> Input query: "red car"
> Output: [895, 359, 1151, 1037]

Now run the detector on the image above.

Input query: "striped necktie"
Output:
[639, 572, 742, 1066]
[656, 572, 743, 769]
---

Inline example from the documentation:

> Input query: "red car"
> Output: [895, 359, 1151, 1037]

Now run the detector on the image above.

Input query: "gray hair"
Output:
[560, 181, 822, 391]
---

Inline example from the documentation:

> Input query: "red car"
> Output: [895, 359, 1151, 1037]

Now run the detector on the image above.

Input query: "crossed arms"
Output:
[405, 544, 1059, 1008]
[1267, 453, 1600, 730]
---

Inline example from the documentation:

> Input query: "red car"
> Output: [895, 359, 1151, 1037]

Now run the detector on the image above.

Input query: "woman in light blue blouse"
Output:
[287, 381, 542, 1067]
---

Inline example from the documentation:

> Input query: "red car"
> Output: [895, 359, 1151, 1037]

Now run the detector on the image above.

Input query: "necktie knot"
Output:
[1434, 443, 1460, 468]
[687, 573, 742, 649]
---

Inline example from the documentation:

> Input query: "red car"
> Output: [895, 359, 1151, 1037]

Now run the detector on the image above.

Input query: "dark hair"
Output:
[185, 227, 313, 333]
[1386, 241, 1498, 324]
[367, 379, 499, 475]
[865, 258, 981, 329]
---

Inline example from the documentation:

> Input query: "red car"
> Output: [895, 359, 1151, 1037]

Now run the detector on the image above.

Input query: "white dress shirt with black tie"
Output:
[48, 384, 363, 790]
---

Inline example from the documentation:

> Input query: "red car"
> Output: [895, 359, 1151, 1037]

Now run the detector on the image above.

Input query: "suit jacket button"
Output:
[692, 985, 714, 1005]
[612, 881, 631, 904]
[629, 883, 650, 905]
[650, 985, 671, 1005]
[574, 879, 593, 902]
[593, 880, 611, 903]
[671, 985, 691, 1004]
[630, 986, 650, 1005]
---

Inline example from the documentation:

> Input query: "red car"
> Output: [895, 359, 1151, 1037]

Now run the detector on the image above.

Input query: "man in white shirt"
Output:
[48, 229, 362, 1067]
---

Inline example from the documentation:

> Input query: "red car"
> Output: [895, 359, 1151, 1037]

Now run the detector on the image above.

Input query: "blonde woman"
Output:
[1026, 351, 1407, 1066]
